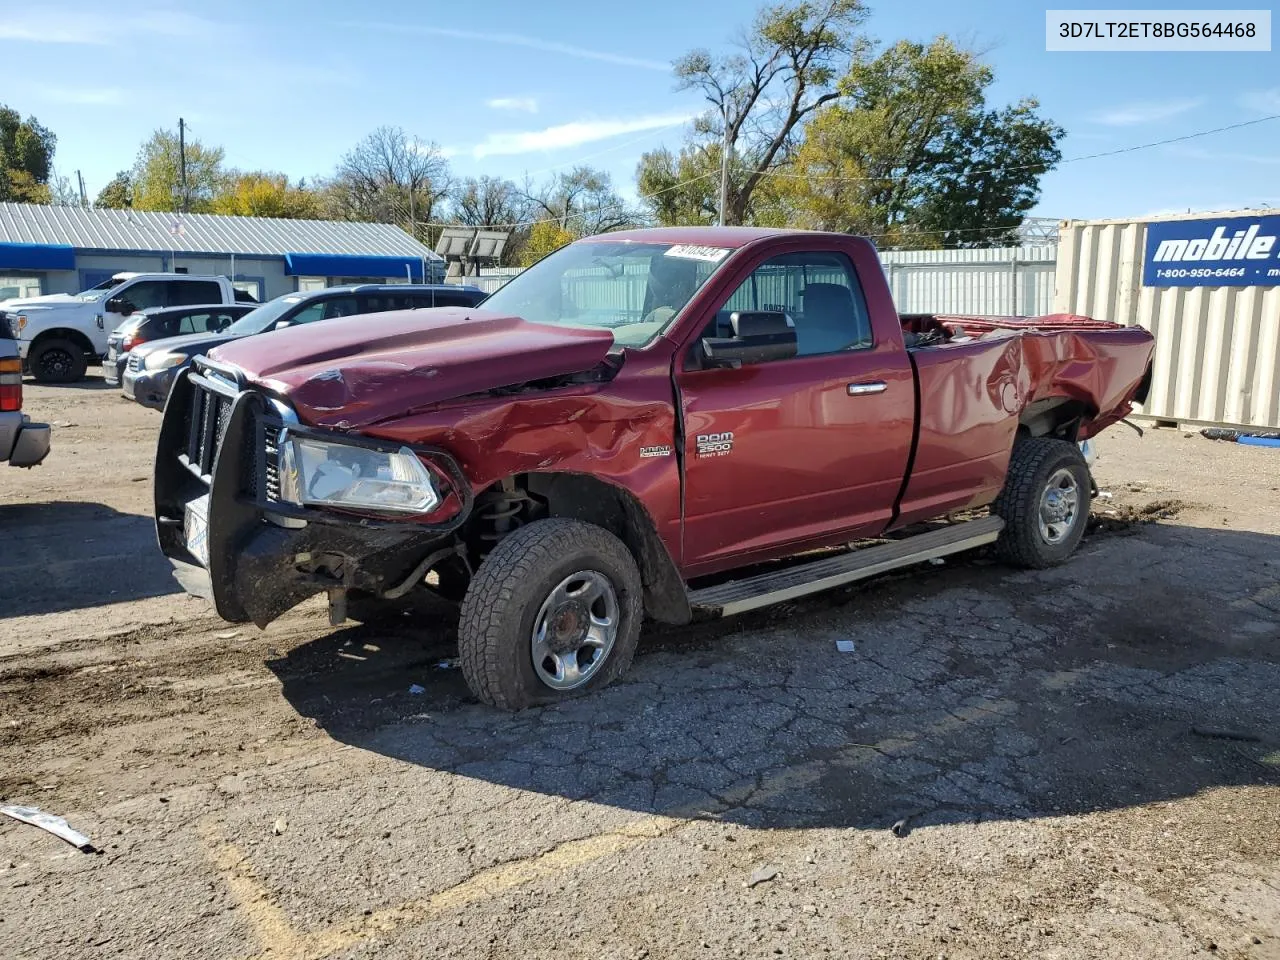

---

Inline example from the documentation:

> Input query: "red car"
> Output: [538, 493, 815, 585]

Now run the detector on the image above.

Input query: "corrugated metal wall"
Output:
[1056, 212, 1280, 430]
[879, 246, 1057, 316]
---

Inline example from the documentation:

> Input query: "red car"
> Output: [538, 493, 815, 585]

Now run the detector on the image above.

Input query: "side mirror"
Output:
[106, 296, 135, 314]
[274, 320, 291, 330]
[700, 311, 797, 369]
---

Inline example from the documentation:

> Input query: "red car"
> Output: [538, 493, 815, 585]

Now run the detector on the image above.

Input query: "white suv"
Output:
[0, 273, 246, 383]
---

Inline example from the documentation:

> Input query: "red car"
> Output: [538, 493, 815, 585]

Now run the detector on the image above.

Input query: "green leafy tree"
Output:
[212, 171, 324, 219]
[0, 105, 57, 203]
[779, 38, 1063, 245]
[130, 128, 226, 212]
[519, 221, 574, 266]
[94, 171, 133, 209]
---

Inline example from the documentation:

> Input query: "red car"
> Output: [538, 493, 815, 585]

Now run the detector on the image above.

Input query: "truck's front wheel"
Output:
[992, 437, 1092, 568]
[458, 518, 643, 710]
[30, 337, 88, 384]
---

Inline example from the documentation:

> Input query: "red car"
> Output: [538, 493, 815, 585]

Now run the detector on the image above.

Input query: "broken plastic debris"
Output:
[272, 817, 288, 836]
[0, 805, 94, 852]
[215, 630, 241, 640]
[927, 557, 946, 566]
[835, 640, 856, 653]
[408, 684, 426, 695]
[1097, 490, 1114, 501]
[436, 659, 458, 671]
[746, 865, 779, 888]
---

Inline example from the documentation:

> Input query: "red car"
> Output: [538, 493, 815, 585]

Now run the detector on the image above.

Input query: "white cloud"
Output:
[1168, 145, 1280, 166]
[1240, 88, 1280, 113]
[0, 10, 224, 45]
[33, 85, 125, 105]
[470, 113, 695, 158]
[352, 23, 669, 71]
[1090, 97, 1204, 126]
[487, 97, 539, 114]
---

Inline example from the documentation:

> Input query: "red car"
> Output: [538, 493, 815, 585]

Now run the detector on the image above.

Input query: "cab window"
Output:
[285, 296, 359, 326]
[707, 252, 873, 357]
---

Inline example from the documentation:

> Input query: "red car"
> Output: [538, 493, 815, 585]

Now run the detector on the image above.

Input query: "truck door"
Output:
[675, 249, 914, 575]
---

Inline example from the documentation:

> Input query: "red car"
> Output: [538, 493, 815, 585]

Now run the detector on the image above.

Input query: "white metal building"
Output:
[0, 203, 444, 303]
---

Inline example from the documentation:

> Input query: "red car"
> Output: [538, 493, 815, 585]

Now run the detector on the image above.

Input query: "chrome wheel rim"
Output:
[1038, 467, 1081, 545]
[531, 570, 619, 691]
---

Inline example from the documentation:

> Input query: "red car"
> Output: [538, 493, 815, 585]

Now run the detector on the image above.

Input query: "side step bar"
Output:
[687, 515, 1005, 617]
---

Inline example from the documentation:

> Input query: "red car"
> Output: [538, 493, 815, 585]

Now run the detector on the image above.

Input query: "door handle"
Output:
[847, 381, 887, 396]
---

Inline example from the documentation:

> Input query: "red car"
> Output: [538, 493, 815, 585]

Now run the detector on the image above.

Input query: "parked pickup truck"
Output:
[154, 227, 1154, 709]
[0, 273, 252, 383]
[1, 317, 50, 468]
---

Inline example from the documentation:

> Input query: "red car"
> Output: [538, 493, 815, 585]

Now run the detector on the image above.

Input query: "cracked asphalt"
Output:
[2, 381, 1278, 960]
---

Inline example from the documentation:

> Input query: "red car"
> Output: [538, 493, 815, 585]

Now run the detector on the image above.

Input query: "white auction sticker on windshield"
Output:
[664, 244, 731, 263]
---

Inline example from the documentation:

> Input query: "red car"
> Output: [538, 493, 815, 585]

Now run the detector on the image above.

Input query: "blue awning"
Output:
[0, 242, 77, 271]
[284, 252, 427, 281]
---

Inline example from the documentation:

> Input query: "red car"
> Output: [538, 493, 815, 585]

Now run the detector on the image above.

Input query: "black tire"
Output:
[458, 518, 643, 710]
[992, 437, 1092, 568]
[30, 337, 88, 383]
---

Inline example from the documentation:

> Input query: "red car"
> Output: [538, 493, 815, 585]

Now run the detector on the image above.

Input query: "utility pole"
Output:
[178, 117, 189, 213]
[408, 183, 417, 242]
[76, 170, 87, 207]
[717, 117, 732, 227]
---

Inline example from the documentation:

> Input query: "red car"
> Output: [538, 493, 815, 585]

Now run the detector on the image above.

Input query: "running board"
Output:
[687, 516, 1005, 617]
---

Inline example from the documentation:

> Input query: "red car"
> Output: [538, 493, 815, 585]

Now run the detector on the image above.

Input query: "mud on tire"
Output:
[992, 437, 1092, 569]
[457, 518, 643, 710]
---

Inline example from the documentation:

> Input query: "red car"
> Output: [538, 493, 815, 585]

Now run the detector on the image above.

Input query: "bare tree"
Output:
[521, 166, 638, 236]
[668, 0, 869, 224]
[449, 175, 528, 228]
[328, 126, 452, 240]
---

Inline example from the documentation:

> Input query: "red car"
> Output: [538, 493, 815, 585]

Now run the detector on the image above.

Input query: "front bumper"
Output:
[123, 366, 175, 409]
[0, 411, 51, 467]
[103, 354, 127, 386]
[154, 361, 471, 626]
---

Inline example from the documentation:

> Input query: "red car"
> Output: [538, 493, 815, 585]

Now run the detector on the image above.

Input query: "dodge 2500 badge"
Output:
[154, 227, 1154, 710]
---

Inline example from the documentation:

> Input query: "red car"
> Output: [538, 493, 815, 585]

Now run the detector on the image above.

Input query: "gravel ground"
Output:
[1, 376, 1277, 960]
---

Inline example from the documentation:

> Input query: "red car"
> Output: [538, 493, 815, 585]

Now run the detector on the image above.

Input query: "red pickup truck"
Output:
[154, 227, 1154, 709]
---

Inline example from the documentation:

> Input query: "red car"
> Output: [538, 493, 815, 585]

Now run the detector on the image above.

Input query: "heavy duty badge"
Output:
[695, 432, 734, 457]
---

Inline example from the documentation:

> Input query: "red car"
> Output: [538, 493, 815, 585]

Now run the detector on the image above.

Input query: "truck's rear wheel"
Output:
[458, 518, 642, 710]
[992, 437, 1091, 568]
[30, 338, 88, 383]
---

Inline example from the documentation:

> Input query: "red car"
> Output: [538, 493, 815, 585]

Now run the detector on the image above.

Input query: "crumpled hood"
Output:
[210, 307, 617, 428]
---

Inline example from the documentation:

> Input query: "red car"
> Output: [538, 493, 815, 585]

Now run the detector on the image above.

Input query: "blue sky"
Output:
[1, 0, 1276, 221]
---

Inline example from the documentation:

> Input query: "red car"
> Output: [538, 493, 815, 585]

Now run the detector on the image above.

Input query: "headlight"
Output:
[278, 435, 440, 514]
[144, 352, 188, 371]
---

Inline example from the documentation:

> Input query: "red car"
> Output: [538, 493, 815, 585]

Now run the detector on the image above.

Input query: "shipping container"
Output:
[1056, 210, 1280, 430]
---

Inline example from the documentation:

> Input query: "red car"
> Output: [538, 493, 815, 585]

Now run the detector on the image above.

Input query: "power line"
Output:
[756, 114, 1280, 184]
[411, 115, 1279, 236]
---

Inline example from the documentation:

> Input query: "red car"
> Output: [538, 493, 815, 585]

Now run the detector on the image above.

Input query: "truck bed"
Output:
[892, 313, 1154, 529]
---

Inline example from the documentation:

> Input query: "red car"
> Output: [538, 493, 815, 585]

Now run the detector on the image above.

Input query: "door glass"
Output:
[169, 281, 223, 306]
[322, 297, 359, 320]
[712, 252, 873, 357]
[283, 302, 325, 327]
[119, 281, 168, 311]
[177, 312, 213, 334]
